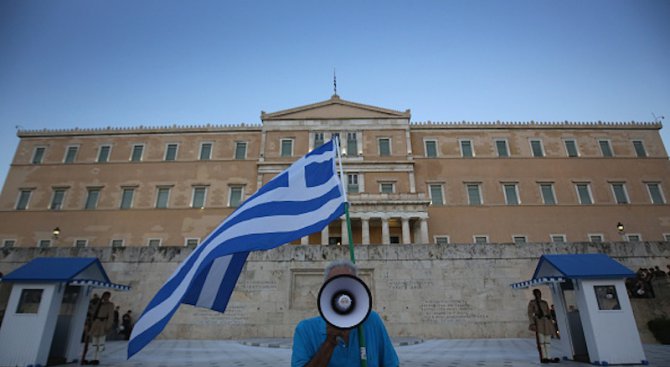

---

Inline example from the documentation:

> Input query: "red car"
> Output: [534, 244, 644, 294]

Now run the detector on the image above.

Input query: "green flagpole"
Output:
[335, 137, 368, 367]
[345, 203, 368, 367]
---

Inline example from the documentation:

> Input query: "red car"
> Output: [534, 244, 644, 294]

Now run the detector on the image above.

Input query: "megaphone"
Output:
[318, 274, 372, 329]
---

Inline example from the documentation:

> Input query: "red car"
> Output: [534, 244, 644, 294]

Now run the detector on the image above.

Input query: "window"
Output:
[156, 187, 171, 208]
[147, 238, 162, 247]
[599, 140, 613, 157]
[111, 239, 124, 248]
[131, 144, 144, 162]
[646, 183, 666, 204]
[425, 140, 438, 158]
[378, 138, 391, 156]
[467, 184, 482, 205]
[564, 139, 579, 157]
[633, 140, 647, 157]
[165, 143, 178, 161]
[550, 235, 566, 243]
[3, 239, 16, 248]
[429, 184, 444, 206]
[589, 234, 604, 243]
[530, 139, 544, 157]
[38, 239, 51, 248]
[314, 133, 325, 148]
[280, 139, 293, 157]
[97, 145, 111, 163]
[594, 285, 621, 311]
[85, 188, 101, 210]
[626, 234, 642, 242]
[664, 234, 670, 241]
[185, 238, 199, 248]
[503, 184, 519, 205]
[460, 140, 473, 157]
[74, 239, 88, 248]
[64, 146, 78, 163]
[192, 186, 207, 208]
[513, 236, 527, 244]
[120, 188, 135, 209]
[200, 143, 212, 160]
[347, 174, 359, 193]
[611, 183, 629, 204]
[390, 236, 400, 244]
[235, 142, 247, 160]
[347, 133, 358, 156]
[380, 182, 395, 194]
[16, 189, 32, 210]
[32, 147, 46, 164]
[16, 289, 43, 314]
[435, 236, 449, 245]
[576, 183, 593, 205]
[229, 186, 244, 207]
[50, 188, 67, 210]
[540, 184, 556, 205]
[474, 236, 488, 244]
[495, 139, 509, 157]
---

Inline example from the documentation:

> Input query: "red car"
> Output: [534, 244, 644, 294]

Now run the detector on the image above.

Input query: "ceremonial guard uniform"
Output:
[84, 291, 115, 365]
[528, 289, 559, 363]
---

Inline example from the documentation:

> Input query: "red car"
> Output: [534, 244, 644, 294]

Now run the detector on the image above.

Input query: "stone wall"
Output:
[1, 242, 668, 341]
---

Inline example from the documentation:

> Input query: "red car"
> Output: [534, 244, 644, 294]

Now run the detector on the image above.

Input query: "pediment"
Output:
[261, 95, 410, 120]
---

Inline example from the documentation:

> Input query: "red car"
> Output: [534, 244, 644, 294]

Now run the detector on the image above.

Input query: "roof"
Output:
[261, 94, 411, 120]
[511, 254, 634, 289]
[1, 257, 130, 291]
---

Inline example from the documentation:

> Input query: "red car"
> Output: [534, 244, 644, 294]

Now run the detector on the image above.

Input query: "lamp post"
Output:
[52, 227, 60, 239]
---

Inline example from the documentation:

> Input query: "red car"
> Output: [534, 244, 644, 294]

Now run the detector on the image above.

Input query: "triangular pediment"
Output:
[261, 95, 410, 120]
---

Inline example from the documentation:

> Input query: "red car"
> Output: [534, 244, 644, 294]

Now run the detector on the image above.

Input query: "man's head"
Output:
[533, 289, 542, 299]
[102, 291, 111, 301]
[324, 259, 358, 281]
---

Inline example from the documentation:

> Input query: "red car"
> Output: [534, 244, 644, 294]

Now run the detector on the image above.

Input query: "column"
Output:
[401, 218, 411, 244]
[341, 218, 349, 245]
[321, 225, 329, 245]
[361, 218, 370, 245]
[420, 218, 429, 244]
[381, 217, 390, 245]
[301, 236, 309, 245]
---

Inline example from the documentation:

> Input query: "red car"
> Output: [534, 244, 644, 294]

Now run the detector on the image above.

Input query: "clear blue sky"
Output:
[1, 0, 669, 185]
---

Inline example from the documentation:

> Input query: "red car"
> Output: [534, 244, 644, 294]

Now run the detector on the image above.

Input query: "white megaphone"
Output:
[318, 274, 372, 329]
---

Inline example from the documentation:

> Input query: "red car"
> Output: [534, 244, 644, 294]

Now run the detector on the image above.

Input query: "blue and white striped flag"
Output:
[128, 139, 346, 358]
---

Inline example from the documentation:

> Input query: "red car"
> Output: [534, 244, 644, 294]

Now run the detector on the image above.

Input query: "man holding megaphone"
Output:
[291, 260, 399, 367]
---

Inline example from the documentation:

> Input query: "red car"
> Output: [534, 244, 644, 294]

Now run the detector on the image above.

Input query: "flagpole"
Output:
[335, 137, 368, 367]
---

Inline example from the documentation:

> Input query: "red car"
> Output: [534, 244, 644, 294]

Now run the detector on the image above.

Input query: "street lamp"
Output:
[52, 227, 60, 239]
[616, 222, 625, 233]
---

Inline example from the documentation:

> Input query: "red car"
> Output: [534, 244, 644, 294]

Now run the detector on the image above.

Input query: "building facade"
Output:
[0, 95, 669, 248]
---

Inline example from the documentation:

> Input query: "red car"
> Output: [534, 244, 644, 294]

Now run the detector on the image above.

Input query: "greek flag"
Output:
[128, 139, 346, 358]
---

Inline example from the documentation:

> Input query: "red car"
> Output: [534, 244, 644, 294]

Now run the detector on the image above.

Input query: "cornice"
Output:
[18, 123, 262, 138]
[411, 121, 662, 130]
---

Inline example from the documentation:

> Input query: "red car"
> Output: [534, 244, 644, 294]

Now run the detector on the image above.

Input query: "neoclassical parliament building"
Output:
[1, 95, 669, 249]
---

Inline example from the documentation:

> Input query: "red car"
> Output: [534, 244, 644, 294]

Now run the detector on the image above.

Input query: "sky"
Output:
[0, 0, 669, 185]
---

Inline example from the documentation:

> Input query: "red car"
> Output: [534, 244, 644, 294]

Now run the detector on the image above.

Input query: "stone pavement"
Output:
[63, 338, 670, 367]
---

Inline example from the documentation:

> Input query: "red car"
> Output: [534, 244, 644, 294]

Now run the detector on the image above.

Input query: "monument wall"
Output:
[0, 242, 668, 341]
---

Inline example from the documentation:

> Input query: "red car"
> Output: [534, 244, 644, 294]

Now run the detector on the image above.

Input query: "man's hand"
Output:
[326, 324, 350, 345]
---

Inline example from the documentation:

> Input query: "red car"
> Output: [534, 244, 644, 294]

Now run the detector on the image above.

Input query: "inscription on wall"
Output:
[420, 300, 488, 323]
[192, 304, 248, 325]
[238, 280, 278, 292]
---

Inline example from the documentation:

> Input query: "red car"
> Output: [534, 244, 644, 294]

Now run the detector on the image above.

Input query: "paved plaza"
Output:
[59, 338, 670, 367]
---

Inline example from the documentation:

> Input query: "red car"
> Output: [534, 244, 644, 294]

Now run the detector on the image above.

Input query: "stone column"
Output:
[341, 218, 349, 245]
[361, 218, 370, 245]
[321, 225, 329, 245]
[401, 218, 411, 244]
[381, 217, 390, 245]
[301, 236, 309, 245]
[420, 218, 429, 244]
